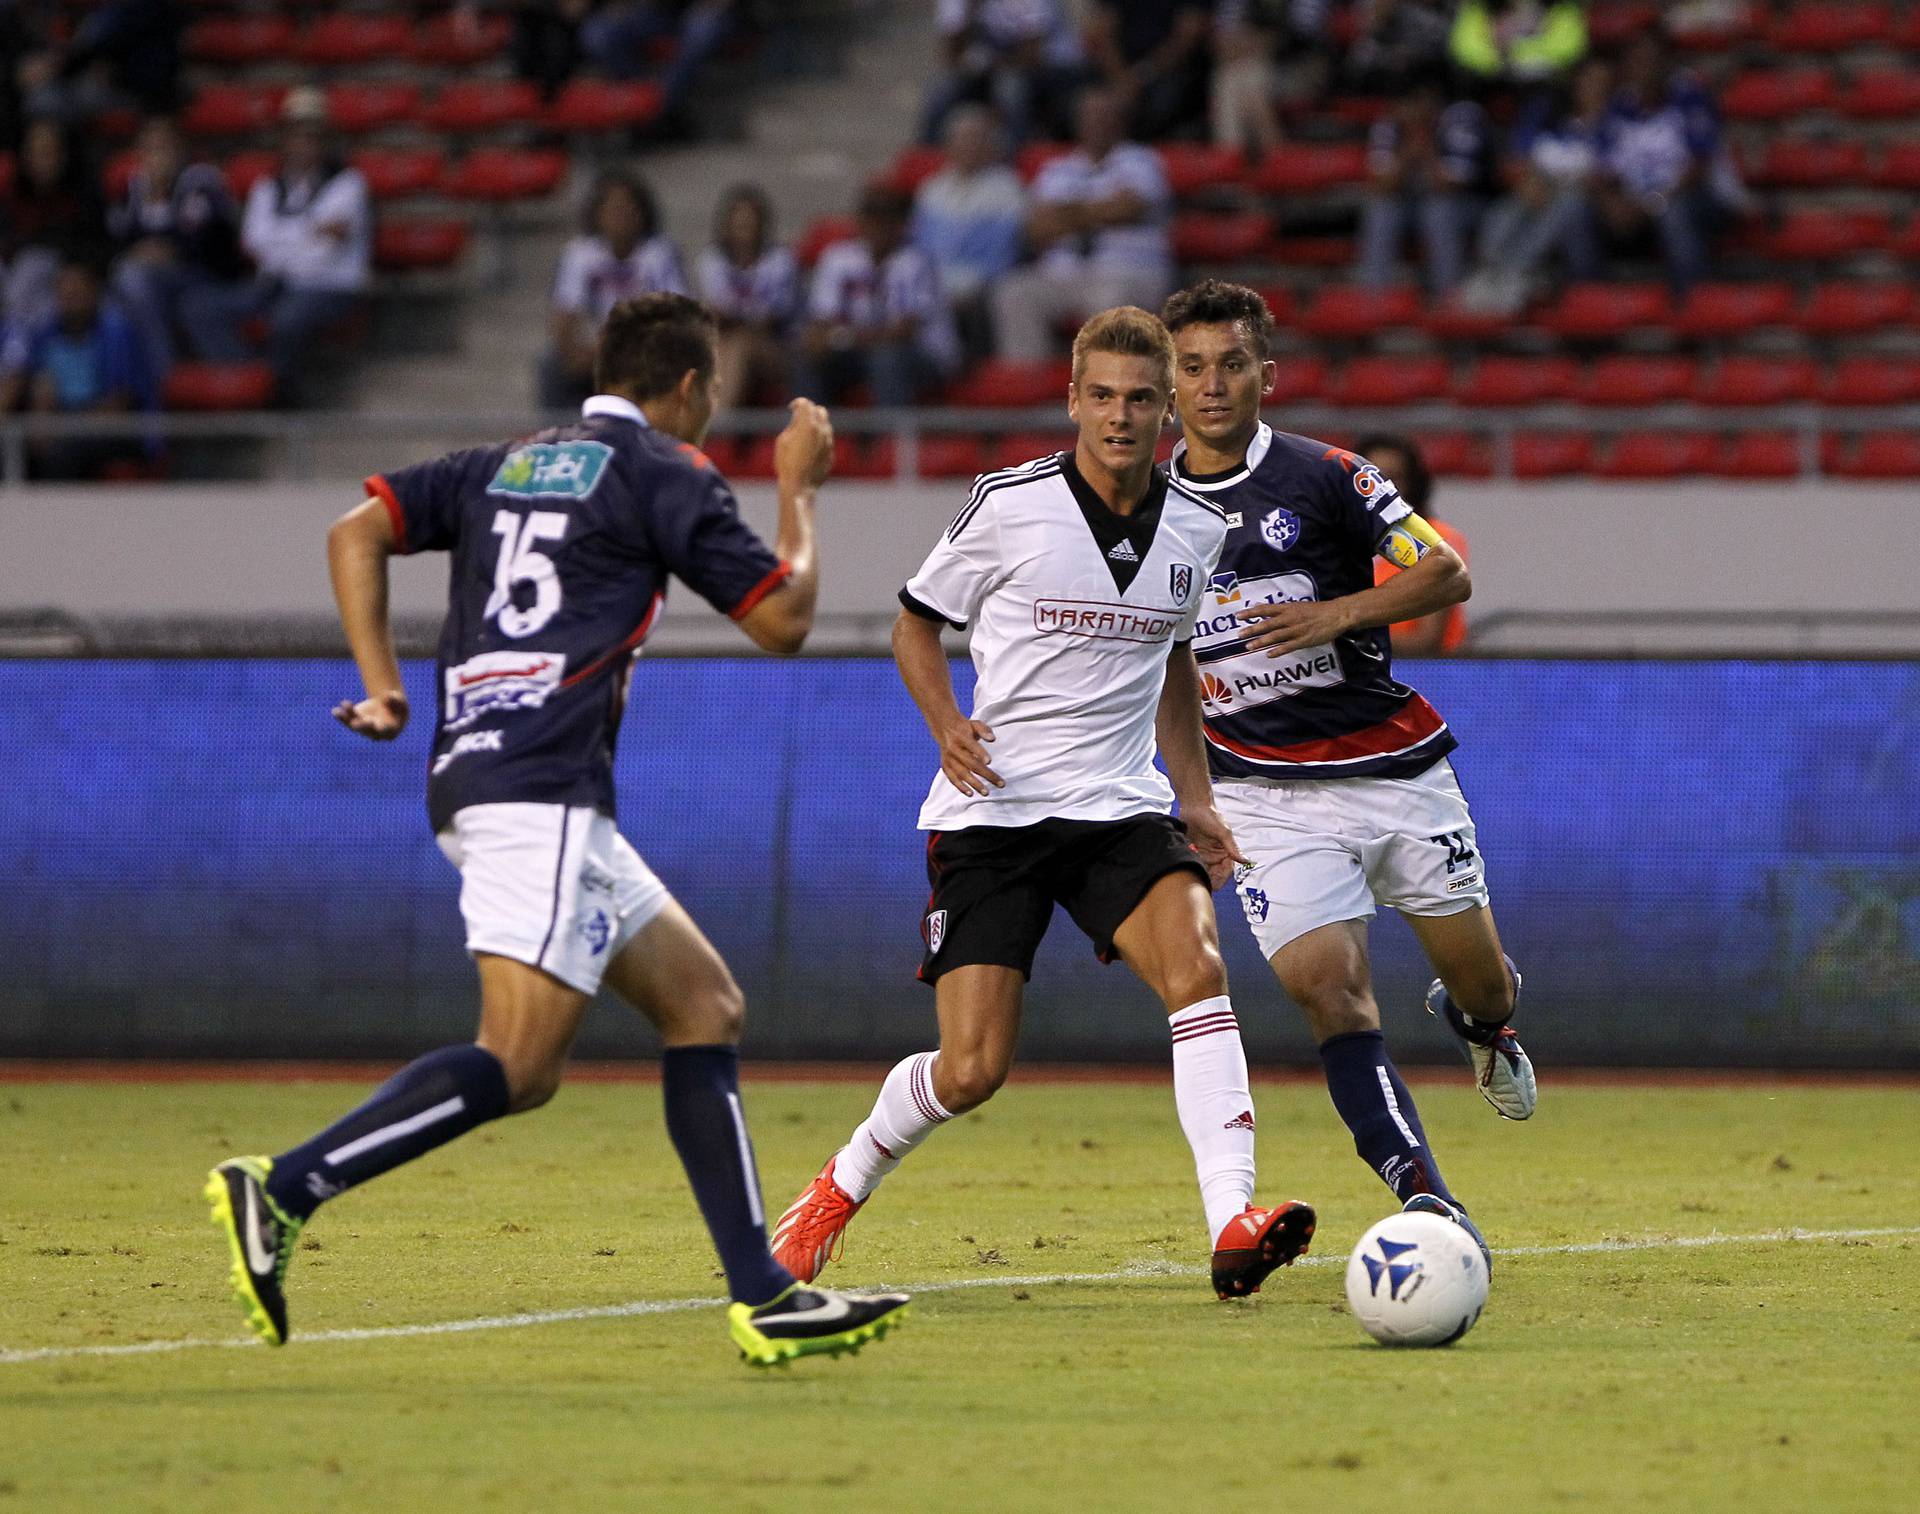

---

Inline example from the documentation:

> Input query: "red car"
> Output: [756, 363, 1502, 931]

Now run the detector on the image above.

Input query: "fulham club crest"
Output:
[1170, 562, 1194, 601]
[926, 909, 948, 955]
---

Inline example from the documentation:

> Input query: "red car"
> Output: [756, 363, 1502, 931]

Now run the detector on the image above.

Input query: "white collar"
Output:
[1170, 421, 1271, 491]
[582, 394, 649, 427]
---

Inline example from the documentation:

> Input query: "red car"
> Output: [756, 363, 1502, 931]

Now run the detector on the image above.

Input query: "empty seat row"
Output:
[187, 13, 511, 68]
[183, 80, 663, 137]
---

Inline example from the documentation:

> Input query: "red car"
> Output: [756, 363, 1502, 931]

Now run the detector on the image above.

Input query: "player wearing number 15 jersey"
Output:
[205, 293, 907, 1367]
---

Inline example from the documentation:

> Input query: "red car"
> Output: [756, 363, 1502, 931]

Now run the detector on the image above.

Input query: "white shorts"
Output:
[436, 803, 672, 995]
[1216, 758, 1491, 959]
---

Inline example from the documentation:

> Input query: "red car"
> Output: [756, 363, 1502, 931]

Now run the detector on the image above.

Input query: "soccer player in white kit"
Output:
[771, 307, 1317, 1300]
[1160, 279, 1536, 1265]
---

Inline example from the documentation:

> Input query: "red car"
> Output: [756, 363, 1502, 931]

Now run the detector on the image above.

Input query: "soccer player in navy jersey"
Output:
[1159, 279, 1537, 1265]
[206, 292, 908, 1366]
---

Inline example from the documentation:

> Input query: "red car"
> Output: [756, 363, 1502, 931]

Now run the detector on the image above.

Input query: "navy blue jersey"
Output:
[1170, 424, 1455, 781]
[369, 395, 787, 831]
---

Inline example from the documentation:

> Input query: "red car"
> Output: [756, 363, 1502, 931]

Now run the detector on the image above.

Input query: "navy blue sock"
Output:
[265, 1044, 511, 1221]
[1319, 1030, 1458, 1206]
[661, 1045, 794, 1307]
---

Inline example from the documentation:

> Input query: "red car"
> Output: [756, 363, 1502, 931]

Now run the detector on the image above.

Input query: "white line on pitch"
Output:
[3, 1225, 1914, 1367]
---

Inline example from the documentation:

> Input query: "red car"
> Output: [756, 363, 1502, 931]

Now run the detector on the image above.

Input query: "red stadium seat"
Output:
[1821, 357, 1920, 406]
[1245, 284, 1294, 324]
[1768, 3, 1891, 50]
[426, 81, 544, 134]
[793, 216, 856, 268]
[736, 436, 779, 478]
[1721, 69, 1834, 121]
[183, 84, 285, 137]
[946, 358, 1073, 409]
[352, 148, 446, 201]
[1585, 3, 1658, 47]
[326, 83, 423, 135]
[546, 80, 665, 134]
[1410, 432, 1492, 478]
[832, 435, 893, 479]
[1014, 143, 1072, 182]
[1765, 209, 1894, 261]
[1577, 355, 1698, 406]
[1171, 212, 1271, 263]
[1248, 143, 1368, 194]
[1512, 433, 1594, 478]
[1537, 282, 1672, 338]
[1669, 281, 1793, 338]
[917, 435, 989, 478]
[1843, 70, 1920, 120]
[1297, 285, 1419, 339]
[443, 148, 568, 202]
[297, 14, 415, 66]
[164, 362, 274, 411]
[1794, 281, 1916, 335]
[1711, 433, 1802, 479]
[223, 151, 279, 198]
[187, 14, 295, 64]
[102, 149, 138, 201]
[990, 432, 1076, 470]
[881, 146, 946, 193]
[1825, 432, 1920, 479]
[1693, 356, 1819, 406]
[1262, 356, 1329, 403]
[1594, 433, 1717, 479]
[1888, 218, 1920, 260]
[1750, 139, 1868, 190]
[1452, 356, 1581, 406]
[1670, 7, 1761, 52]
[1157, 143, 1243, 197]
[408, 11, 512, 66]
[1266, 235, 1354, 267]
[1419, 298, 1518, 341]
[374, 220, 470, 272]
[1328, 355, 1451, 406]
[0, 153, 13, 197]
[1871, 143, 1920, 192]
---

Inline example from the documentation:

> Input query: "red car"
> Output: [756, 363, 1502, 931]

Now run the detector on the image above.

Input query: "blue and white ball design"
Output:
[1344, 1211, 1489, 1347]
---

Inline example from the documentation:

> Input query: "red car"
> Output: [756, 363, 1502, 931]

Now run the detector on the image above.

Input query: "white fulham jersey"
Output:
[900, 450, 1229, 830]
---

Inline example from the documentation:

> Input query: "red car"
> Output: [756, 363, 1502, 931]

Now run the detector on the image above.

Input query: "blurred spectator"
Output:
[1594, 31, 1740, 294]
[1448, 0, 1587, 92]
[1212, 2, 1336, 157]
[793, 184, 959, 409]
[0, 117, 108, 334]
[0, 256, 155, 480]
[512, 0, 599, 100]
[921, 0, 1085, 146]
[696, 182, 797, 411]
[107, 115, 241, 378]
[1085, 0, 1211, 140]
[179, 89, 370, 400]
[911, 104, 1026, 358]
[1356, 81, 1495, 296]
[581, 1, 738, 133]
[539, 168, 688, 409]
[992, 87, 1173, 360]
[1359, 432, 1467, 655]
[19, 0, 181, 126]
[1344, 0, 1451, 97]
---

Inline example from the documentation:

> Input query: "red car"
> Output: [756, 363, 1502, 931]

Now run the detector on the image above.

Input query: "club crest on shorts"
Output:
[1170, 562, 1193, 602]
[1261, 507, 1301, 552]
[926, 909, 948, 955]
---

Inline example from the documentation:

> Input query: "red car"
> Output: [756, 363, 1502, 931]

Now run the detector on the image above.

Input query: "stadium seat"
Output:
[1897, 6, 1920, 46]
[793, 216, 856, 267]
[163, 362, 274, 411]
[832, 435, 893, 479]
[881, 146, 946, 193]
[223, 151, 279, 198]
[1511, 433, 1595, 478]
[103, 150, 139, 201]
[1014, 143, 1072, 182]
[1888, 218, 1920, 261]
[352, 148, 446, 201]
[1171, 212, 1271, 263]
[736, 435, 779, 478]
[1577, 355, 1699, 406]
[1670, 281, 1794, 338]
[1585, 2, 1658, 46]
[426, 81, 544, 134]
[1157, 143, 1243, 197]
[1871, 143, 1920, 192]
[1670, 6, 1761, 51]
[186, 14, 295, 65]
[1768, 3, 1891, 51]
[1246, 284, 1294, 324]
[1824, 431, 1920, 478]
[443, 148, 568, 202]
[1262, 356, 1329, 403]
[990, 432, 1076, 470]
[1765, 209, 1894, 261]
[407, 11, 512, 66]
[1452, 356, 1581, 406]
[916, 435, 988, 478]
[1410, 431, 1492, 478]
[695, 434, 739, 474]
[0, 153, 13, 197]
[1693, 356, 1819, 407]
[1266, 235, 1354, 267]
[1537, 282, 1672, 338]
[327, 83, 423, 135]
[1820, 357, 1920, 406]
[1248, 143, 1368, 194]
[1297, 285, 1419, 339]
[1419, 299, 1517, 341]
[1711, 433, 1802, 479]
[1794, 281, 1916, 335]
[1327, 355, 1451, 406]
[1750, 139, 1868, 190]
[373, 220, 470, 272]
[297, 14, 414, 66]
[1721, 69, 1834, 121]
[183, 84, 285, 137]
[546, 80, 665, 134]
[1842, 70, 1920, 120]
[946, 358, 1073, 409]
[1594, 433, 1717, 479]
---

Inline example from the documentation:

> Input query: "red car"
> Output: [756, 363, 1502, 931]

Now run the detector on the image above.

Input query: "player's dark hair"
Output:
[595, 291, 718, 399]
[583, 168, 660, 240]
[1071, 305, 1175, 393]
[1354, 431, 1433, 514]
[1161, 280, 1275, 360]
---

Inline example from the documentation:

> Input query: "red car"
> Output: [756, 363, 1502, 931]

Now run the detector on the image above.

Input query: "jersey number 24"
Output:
[485, 509, 567, 638]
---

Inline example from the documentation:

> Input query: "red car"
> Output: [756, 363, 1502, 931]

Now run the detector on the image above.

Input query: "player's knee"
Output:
[691, 977, 746, 1043]
[1286, 968, 1377, 1040]
[934, 1051, 1007, 1114]
[1162, 945, 1229, 1011]
[503, 1059, 565, 1114]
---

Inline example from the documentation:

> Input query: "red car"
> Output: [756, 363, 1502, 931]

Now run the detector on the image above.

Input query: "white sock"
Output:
[1169, 996, 1257, 1245]
[830, 1051, 952, 1202]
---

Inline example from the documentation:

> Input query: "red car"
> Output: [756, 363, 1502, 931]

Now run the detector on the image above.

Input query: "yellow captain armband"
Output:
[1379, 514, 1445, 570]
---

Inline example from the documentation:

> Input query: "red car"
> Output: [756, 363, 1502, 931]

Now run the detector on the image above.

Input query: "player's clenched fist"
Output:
[332, 690, 409, 740]
[936, 716, 1002, 797]
[775, 397, 834, 492]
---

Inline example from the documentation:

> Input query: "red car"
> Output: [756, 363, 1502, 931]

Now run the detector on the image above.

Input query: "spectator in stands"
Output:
[17, 0, 181, 125]
[1344, 0, 1451, 97]
[0, 117, 108, 334]
[179, 88, 370, 402]
[1355, 81, 1495, 296]
[511, 0, 599, 101]
[1448, 0, 1587, 93]
[921, 0, 1085, 146]
[1594, 31, 1738, 295]
[911, 104, 1026, 359]
[1358, 432, 1467, 655]
[0, 256, 155, 479]
[991, 86, 1174, 360]
[539, 167, 688, 409]
[581, 0, 738, 134]
[696, 182, 797, 411]
[1211, 2, 1336, 157]
[1085, 0, 1212, 140]
[107, 115, 241, 378]
[792, 184, 959, 409]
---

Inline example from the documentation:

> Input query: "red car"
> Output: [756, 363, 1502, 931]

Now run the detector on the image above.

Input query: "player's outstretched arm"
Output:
[1241, 523, 1469, 657]
[327, 498, 409, 740]
[892, 608, 1001, 796]
[734, 399, 831, 655]
[1156, 641, 1246, 888]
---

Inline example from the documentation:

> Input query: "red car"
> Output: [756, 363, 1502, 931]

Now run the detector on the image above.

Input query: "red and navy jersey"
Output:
[368, 395, 787, 831]
[1170, 424, 1455, 781]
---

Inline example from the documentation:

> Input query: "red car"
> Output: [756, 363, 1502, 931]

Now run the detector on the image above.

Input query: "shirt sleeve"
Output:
[1329, 448, 1412, 551]
[900, 483, 1002, 629]
[646, 457, 789, 619]
[365, 447, 484, 556]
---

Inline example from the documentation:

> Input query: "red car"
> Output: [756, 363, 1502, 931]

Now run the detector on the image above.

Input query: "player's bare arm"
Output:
[1241, 519, 1469, 657]
[734, 398, 832, 654]
[327, 497, 409, 740]
[1155, 641, 1247, 888]
[892, 608, 1001, 796]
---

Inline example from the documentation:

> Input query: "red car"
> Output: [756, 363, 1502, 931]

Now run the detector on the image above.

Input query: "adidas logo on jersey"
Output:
[1108, 539, 1139, 562]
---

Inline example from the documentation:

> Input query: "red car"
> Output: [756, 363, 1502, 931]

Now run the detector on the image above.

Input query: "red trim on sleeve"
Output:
[727, 561, 793, 621]
[365, 474, 407, 554]
[1203, 694, 1448, 766]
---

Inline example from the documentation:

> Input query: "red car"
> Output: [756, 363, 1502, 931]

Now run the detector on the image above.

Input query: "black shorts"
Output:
[917, 813, 1208, 983]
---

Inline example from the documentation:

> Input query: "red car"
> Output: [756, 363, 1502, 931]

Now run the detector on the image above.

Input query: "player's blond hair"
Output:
[1070, 306, 1175, 395]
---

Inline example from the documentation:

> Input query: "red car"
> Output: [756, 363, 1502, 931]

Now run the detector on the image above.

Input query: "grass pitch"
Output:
[1, 1073, 1915, 1513]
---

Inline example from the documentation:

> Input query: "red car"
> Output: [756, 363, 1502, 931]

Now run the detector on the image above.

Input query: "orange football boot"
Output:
[1211, 1200, 1317, 1298]
[770, 1157, 866, 1283]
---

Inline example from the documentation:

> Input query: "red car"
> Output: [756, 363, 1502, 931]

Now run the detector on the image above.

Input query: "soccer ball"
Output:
[1344, 1212, 1489, 1347]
